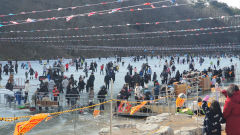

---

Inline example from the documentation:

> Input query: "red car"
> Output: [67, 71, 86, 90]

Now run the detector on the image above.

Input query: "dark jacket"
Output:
[78, 80, 86, 90]
[125, 74, 131, 84]
[202, 101, 225, 135]
[97, 89, 107, 99]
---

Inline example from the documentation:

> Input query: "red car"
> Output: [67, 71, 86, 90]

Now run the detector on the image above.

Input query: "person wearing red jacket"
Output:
[65, 63, 69, 72]
[100, 64, 104, 75]
[53, 85, 59, 101]
[222, 84, 240, 135]
[35, 71, 38, 79]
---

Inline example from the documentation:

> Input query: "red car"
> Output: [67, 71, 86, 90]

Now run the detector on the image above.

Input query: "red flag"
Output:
[88, 12, 96, 16]
[130, 9, 134, 11]
[144, 3, 151, 5]
[51, 17, 56, 20]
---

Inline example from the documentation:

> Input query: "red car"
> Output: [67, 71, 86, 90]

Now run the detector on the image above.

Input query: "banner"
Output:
[130, 101, 148, 115]
[118, 101, 132, 113]
[14, 113, 49, 135]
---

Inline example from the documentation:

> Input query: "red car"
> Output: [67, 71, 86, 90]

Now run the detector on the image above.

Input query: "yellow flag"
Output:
[14, 113, 49, 135]
[176, 97, 185, 108]
[130, 101, 148, 115]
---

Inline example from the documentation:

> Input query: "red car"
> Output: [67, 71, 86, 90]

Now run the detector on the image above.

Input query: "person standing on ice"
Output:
[15, 62, 18, 74]
[42, 64, 47, 76]
[100, 64, 104, 75]
[52, 85, 59, 102]
[128, 64, 133, 75]
[88, 72, 95, 89]
[104, 74, 110, 89]
[147, 67, 152, 80]
[65, 63, 69, 72]
[5, 79, 13, 91]
[217, 59, 220, 67]
[0, 64, 2, 80]
[35, 71, 38, 80]
[152, 72, 157, 83]
[210, 61, 213, 68]
[97, 86, 107, 110]
[62, 76, 69, 95]
[25, 71, 28, 80]
[94, 62, 97, 72]
[78, 77, 86, 93]
[24, 80, 30, 103]
[29, 67, 35, 79]
[84, 66, 88, 77]
[3, 64, 9, 75]
[75, 60, 79, 72]
[15, 89, 22, 105]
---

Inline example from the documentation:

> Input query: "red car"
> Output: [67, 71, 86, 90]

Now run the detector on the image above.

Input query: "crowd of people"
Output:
[0, 55, 240, 134]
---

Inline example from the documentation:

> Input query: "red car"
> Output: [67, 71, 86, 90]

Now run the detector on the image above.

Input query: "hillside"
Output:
[0, 0, 240, 60]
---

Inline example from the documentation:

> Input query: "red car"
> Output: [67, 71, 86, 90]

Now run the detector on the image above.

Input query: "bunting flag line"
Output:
[0, 0, 170, 25]
[0, 2, 203, 28]
[0, 0, 162, 18]
[0, 43, 237, 52]
[1, 29, 240, 43]
[0, 15, 239, 34]
[0, 25, 239, 40]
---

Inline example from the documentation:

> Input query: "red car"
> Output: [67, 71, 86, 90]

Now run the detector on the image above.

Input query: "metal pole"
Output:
[165, 85, 171, 117]
[74, 110, 77, 135]
[196, 84, 199, 128]
[110, 79, 113, 135]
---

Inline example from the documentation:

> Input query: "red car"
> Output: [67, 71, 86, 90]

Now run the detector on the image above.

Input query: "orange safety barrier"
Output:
[14, 113, 49, 135]
[130, 101, 148, 115]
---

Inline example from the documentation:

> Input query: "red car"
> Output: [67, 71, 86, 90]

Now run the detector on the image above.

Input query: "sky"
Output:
[217, 0, 240, 9]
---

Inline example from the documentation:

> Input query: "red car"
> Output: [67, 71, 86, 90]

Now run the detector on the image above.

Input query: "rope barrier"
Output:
[0, 93, 225, 122]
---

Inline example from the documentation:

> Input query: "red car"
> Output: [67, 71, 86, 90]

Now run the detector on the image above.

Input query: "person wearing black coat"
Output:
[78, 78, 86, 93]
[75, 60, 79, 72]
[15, 63, 18, 74]
[152, 72, 157, 82]
[5, 80, 13, 91]
[66, 85, 79, 107]
[172, 65, 176, 73]
[97, 86, 108, 110]
[175, 70, 180, 82]
[89, 73, 95, 88]
[104, 74, 110, 89]
[124, 72, 131, 84]
[202, 97, 225, 135]
[29, 68, 35, 79]
[119, 86, 130, 100]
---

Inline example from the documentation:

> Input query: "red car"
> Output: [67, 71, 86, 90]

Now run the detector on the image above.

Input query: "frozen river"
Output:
[0, 55, 239, 135]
